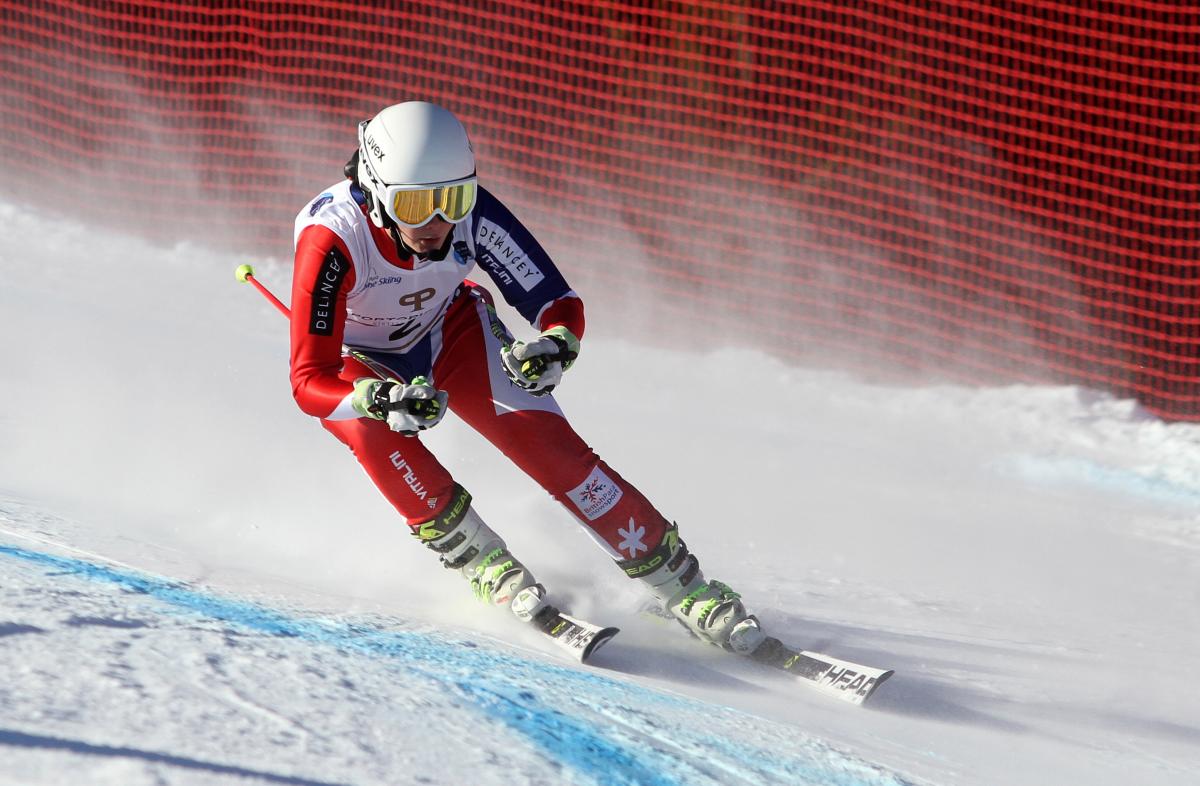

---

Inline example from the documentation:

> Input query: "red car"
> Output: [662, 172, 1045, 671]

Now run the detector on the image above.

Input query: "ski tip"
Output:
[858, 669, 894, 705]
[789, 649, 895, 706]
[581, 626, 619, 664]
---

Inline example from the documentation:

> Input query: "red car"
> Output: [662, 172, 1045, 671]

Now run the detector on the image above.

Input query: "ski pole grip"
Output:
[235, 264, 291, 318]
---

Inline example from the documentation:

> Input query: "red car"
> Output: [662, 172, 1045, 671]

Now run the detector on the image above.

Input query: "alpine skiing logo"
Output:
[567, 466, 623, 522]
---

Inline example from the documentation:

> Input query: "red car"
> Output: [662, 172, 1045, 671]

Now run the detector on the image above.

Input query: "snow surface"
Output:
[1, 200, 1198, 785]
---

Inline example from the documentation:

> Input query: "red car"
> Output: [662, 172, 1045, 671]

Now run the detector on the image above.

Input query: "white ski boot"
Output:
[413, 487, 545, 618]
[413, 487, 618, 663]
[622, 523, 766, 653]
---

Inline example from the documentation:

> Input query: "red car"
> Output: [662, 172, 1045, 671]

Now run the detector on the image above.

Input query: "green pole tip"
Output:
[235, 264, 254, 283]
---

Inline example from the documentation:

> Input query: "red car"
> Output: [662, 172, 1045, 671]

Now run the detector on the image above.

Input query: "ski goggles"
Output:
[357, 120, 477, 228]
[382, 178, 478, 228]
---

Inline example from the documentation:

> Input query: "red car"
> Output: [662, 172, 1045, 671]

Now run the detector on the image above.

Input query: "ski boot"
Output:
[412, 486, 548, 620]
[621, 523, 767, 655]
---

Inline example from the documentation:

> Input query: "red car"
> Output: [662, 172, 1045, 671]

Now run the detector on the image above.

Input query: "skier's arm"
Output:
[472, 188, 588, 394]
[289, 224, 359, 419]
[472, 187, 585, 341]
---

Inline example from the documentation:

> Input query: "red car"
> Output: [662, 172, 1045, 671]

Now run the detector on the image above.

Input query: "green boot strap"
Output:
[470, 548, 516, 602]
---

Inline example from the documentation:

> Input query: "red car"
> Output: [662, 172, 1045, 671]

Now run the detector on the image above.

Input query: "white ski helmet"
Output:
[355, 101, 477, 229]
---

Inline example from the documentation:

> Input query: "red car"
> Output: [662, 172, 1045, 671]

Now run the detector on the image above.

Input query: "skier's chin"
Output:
[400, 223, 453, 253]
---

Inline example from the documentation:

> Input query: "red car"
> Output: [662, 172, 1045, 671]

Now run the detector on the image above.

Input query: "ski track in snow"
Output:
[0, 525, 916, 786]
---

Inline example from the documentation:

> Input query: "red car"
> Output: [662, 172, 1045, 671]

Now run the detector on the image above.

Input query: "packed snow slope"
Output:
[1, 200, 1198, 786]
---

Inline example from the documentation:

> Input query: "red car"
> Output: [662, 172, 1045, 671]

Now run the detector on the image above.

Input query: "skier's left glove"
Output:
[500, 326, 580, 397]
[352, 376, 448, 434]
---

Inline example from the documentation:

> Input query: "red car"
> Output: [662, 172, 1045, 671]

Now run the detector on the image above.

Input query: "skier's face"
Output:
[397, 215, 453, 254]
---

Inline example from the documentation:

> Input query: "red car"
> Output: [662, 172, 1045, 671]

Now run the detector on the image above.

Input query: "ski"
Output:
[532, 605, 619, 664]
[749, 636, 893, 706]
[640, 600, 892, 705]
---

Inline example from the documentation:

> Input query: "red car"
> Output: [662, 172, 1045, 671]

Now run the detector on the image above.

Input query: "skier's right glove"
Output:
[351, 376, 448, 434]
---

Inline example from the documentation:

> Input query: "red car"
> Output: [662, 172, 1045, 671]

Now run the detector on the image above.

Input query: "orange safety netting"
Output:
[2, 0, 1197, 418]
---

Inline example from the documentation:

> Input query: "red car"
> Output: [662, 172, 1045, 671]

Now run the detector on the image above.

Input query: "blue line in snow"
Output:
[0, 543, 681, 786]
[0, 543, 914, 786]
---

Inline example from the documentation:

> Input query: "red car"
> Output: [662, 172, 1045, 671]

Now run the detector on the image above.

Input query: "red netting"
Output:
[2, 0, 1197, 418]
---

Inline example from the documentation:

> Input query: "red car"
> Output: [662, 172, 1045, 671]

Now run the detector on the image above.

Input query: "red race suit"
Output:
[289, 179, 669, 561]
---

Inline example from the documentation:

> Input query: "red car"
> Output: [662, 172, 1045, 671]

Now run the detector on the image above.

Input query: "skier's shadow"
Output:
[865, 670, 1028, 732]
[0, 728, 349, 786]
[590, 642, 771, 692]
[770, 613, 1029, 731]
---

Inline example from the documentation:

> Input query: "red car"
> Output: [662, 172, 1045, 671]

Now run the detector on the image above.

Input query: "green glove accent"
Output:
[351, 377, 388, 419]
[540, 326, 580, 370]
[499, 326, 581, 395]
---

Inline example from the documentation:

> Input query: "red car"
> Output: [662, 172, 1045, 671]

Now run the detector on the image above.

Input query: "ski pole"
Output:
[234, 262, 400, 380]
[235, 264, 290, 318]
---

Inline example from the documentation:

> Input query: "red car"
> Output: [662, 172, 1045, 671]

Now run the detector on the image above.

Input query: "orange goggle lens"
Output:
[389, 181, 477, 227]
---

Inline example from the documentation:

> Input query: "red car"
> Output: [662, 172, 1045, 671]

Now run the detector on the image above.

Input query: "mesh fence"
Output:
[2, 0, 1197, 418]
